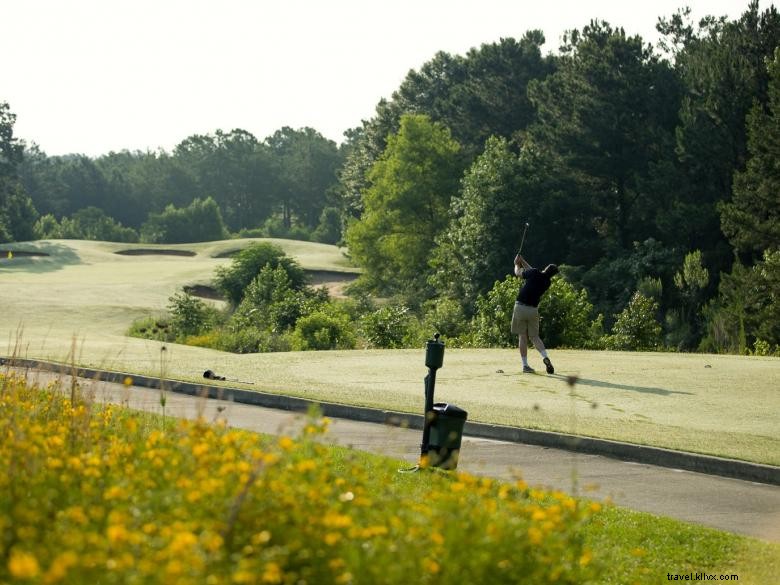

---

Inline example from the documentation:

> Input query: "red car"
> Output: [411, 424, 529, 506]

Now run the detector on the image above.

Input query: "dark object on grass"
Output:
[203, 369, 226, 381]
[203, 369, 254, 384]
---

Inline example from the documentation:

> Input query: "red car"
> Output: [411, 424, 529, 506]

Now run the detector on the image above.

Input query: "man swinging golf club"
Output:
[512, 239, 558, 374]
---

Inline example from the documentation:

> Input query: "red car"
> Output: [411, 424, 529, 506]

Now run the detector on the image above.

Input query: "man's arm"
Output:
[514, 253, 532, 276]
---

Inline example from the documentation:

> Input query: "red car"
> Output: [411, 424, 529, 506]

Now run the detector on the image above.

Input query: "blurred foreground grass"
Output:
[1, 373, 778, 584]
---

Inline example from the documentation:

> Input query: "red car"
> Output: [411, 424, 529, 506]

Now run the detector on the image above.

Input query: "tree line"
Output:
[1, 1, 779, 354]
[4, 126, 345, 244]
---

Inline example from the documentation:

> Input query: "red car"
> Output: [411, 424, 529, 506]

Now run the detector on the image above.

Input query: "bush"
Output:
[538, 278, 600, 349]
[187, 327, 292, 353]
[291, 310, 356, 350]
[141, 197, 227, 244]
[472, 276, 517, 348]
[311, 206, 342, 244]
[230, 266, 326, 334]
[421, 298, 468, 338]
[126, 315, 176, 342]
[261, 215, 312, 241]
[752, 339, 779, 356]
[35, 207, 139, 242]
[214, 242, 307, 306]
[167, 291, 221, 338]
[360, 304, 416, 349]
[603, 292, 662, 351]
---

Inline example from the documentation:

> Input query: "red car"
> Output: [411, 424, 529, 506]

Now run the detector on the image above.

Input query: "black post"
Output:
[420, 370, 436, 456]
[420, 333, 445, 460]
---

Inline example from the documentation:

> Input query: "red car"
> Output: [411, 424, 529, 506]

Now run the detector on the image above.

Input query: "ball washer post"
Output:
[399, 333, 468, 473]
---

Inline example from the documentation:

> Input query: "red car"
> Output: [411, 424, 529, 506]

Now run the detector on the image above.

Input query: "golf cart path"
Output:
[18, 368, 780, 543]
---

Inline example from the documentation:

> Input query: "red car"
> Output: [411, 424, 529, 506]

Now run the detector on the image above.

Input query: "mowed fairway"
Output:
[2, 239, 778, 466]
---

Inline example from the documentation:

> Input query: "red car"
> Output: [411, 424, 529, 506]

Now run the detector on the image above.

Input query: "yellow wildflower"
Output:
[423, 558, 440, 574]
[322, 513, 352, 528]
[527, 526, 543, 545]
[43, 551, 78, 583]
[8, 550, 40, 579]
[262, 562, 283, 584]
[251, 530, 272, 545]
[107, 524, 129, 545]
[295, 459, 316, 472]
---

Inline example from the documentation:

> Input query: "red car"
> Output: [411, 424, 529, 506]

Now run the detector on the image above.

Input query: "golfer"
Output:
[512, 253, 558, 374]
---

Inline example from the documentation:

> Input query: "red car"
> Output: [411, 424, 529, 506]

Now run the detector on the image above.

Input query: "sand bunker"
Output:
[115, 249, 196, 257]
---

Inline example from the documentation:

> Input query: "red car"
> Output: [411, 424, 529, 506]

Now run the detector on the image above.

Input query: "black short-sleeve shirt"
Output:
[517, 268, 552, 307]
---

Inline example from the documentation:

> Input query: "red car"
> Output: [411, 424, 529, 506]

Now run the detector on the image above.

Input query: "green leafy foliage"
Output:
[701, 250, 780, 353]
[35, 207, 138, 242]
[721, 47, 780, 257]
[472, 275, 518, 348]
[538, 278, 601, 349]
[140, 197, 227, 244]
[603, 292, 662, 351]
[359, 304, 417, 349]
[345, 114, 463, 300]
[420, 298, 470, 345]
[291, 310, 356, 350]
[311, 206, 342, 244]
[0, 102, 38, 243]
[214, 242, 307, 306]
[167, 292, 221, 339]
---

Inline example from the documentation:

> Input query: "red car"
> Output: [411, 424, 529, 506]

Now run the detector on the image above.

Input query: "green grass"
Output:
[1, 238, 779, 465]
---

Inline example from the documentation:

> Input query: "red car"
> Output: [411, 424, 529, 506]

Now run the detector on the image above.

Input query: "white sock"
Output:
[522, 356, 529, 367]
[540, 350, 548, 359]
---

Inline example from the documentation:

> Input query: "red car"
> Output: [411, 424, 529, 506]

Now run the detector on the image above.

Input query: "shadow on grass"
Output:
[0, 241, 82, 273]
[551, 374, 694, 396]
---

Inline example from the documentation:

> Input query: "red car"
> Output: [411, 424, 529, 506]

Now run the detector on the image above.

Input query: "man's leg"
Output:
[530, 335, 554, 374]
[519, 332, 529, 362]
[527, 309, 554, 374]
[519, 332, 535, 372]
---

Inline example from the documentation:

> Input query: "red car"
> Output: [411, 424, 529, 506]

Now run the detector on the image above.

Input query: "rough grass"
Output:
[1, 239, 778, 465]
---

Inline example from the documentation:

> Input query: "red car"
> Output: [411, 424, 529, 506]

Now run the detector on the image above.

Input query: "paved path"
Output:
[19, 368, 780, 543]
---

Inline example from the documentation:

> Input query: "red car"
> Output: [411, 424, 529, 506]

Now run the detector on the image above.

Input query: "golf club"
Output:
[518, 222, 530, 254]
[203, 369, 254, 384]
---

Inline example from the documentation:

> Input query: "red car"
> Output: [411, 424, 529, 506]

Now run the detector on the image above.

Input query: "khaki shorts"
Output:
[511, 302, 539, 337]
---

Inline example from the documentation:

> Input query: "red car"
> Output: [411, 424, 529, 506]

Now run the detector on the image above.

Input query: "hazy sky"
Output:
[2, 0, 766, 156]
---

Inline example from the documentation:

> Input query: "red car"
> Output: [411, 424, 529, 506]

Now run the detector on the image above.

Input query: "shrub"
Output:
[360, 304, 415, 349]
[472, 275, 517, 348]
[167, 291, 221, 338]
[35, 207, 139, 242]
[538, 278, 600, 349]
[311, 206, 342, 244]
[291, 310, 357, 350]
[187, 326, 292, 353]
[127, 315, 176, 342]
[752, 339, 779, 356]
[420, 298, 470, 343]
[141, 197, 227, 244]
[603, 292, 662, 351]
[261, 215, 312, 241]
[230, 266, 327, 334]
[214, 242, 307, 306]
